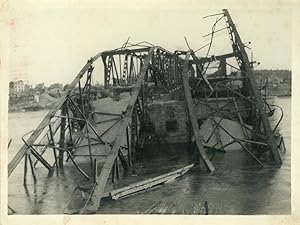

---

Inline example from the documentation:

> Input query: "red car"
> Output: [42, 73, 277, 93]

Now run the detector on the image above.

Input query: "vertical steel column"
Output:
[86, 121, 94, 170]
[112, 57, 120, 85]
[115, 157, 119, 179]
[131, 108, 137, 165]
[58, 102, 67, 168]
[126, 126, 131, 166]
[28, 153, 37, 183]
[66, 104, 74, 145]
[48, 124, 58, 168]
[102, 55, 108, 88]
[78, 80, 86, 116]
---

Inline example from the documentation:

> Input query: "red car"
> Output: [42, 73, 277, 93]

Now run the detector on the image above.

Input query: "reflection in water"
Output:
[8, 97, 291, 214]
[99, 97, 291, 215]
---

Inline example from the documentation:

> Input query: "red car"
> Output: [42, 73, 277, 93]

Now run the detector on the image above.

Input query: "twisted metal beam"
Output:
[81, 47, 155, 213]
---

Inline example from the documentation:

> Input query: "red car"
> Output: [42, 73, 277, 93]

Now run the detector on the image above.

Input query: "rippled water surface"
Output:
[8, 97, 291, 214]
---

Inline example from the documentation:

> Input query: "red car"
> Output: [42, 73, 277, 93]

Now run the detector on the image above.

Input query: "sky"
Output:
[9, 4, 292, 85]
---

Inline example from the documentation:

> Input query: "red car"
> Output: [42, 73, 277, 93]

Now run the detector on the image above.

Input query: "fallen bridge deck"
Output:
[8, 9, 286, 215]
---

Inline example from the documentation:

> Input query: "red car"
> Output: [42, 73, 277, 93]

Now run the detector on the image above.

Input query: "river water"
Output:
[8, 97, 291, 214]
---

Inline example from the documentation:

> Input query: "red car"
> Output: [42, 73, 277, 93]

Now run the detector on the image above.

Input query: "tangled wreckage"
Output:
[8, 9, 287, 214]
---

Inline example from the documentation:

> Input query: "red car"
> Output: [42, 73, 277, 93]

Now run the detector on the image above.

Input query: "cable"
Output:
[196, 16, 225, 87]
[194, 42, 211, 53]
[195, 16, 225, 54]
[263, 100, 284, 134]
[184, 36, 192, 51]
[203, 12, 225, 19]
[121, 36, 131, 49]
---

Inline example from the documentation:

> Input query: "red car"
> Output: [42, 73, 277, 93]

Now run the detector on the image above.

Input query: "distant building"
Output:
[9, 80, 25, 94]
[253, 69, 292, 96]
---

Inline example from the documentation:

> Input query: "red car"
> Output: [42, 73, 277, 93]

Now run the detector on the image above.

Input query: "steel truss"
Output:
[8, 9, 285, 214]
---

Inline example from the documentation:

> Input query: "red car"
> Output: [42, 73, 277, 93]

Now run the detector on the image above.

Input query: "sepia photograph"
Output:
[1, 0, 299, 224]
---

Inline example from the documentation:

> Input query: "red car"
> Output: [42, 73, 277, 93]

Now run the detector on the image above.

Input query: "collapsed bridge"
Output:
[8, 9, 286, 214]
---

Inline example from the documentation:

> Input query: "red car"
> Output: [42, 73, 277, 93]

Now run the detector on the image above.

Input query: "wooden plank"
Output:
[109, 164, 194, 200]
[83, 48, 155, 213]
[182, 51, 215, 172]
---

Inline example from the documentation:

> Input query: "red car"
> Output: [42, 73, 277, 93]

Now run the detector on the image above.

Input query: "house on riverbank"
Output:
[253, 70, 291, 96]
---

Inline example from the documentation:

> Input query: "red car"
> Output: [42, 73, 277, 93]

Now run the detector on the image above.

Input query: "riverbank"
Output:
[8, 91, 58, 112]
[8, 94, 292, 113]
[8, 104, 54, 113]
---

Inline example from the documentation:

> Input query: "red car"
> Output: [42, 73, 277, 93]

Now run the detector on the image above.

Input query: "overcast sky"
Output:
[9, 4, 292, 85]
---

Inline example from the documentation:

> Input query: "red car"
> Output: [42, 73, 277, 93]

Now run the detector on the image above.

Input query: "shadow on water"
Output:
[9, 130, 291, 215]
[8, 97, 291, 214]
[97, 141, 290, 215]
